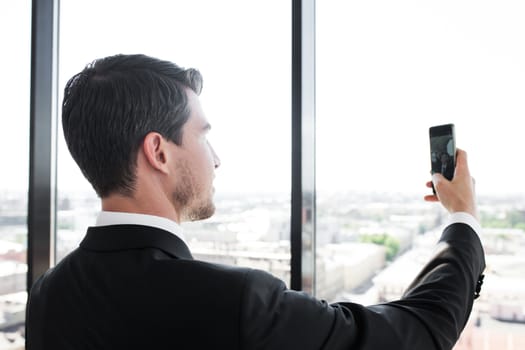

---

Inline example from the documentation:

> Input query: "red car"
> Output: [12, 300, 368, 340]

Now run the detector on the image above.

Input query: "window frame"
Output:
[27, 0, 59, 288]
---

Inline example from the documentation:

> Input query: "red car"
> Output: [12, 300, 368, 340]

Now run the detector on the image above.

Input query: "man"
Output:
[26, 54, 485, 349]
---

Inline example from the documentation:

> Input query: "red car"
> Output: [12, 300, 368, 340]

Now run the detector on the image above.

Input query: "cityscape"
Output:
[1, 189, 525, 349]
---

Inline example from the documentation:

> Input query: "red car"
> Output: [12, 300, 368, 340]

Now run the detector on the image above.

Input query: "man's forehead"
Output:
[186, 90, 210, 131]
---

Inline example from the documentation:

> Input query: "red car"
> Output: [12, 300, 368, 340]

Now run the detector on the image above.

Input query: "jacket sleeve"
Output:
[239, 223, 485, 350]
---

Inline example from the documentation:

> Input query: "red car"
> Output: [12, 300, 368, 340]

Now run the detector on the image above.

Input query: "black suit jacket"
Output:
[26, 223, 485, 350]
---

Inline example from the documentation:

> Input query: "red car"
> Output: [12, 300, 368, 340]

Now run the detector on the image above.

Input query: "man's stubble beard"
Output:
[172, 160, 215, 222]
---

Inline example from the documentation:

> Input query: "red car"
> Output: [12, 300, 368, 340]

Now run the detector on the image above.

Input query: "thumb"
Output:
[432, 173, 445, 186]
[454, 149, 470, 178]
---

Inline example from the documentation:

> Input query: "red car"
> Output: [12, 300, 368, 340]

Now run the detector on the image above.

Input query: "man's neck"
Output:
[101, 193, 181, 224]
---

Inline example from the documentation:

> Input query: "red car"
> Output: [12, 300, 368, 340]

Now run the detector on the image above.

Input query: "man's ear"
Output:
[142, 132, 170, 174]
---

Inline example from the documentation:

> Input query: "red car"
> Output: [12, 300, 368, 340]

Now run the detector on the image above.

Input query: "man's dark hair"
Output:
[62, 54, 203, 198]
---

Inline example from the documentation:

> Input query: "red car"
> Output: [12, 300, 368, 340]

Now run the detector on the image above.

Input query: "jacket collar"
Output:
[79, 225, 193, 260]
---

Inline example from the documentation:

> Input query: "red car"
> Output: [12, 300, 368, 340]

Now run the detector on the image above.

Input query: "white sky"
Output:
[316, 1, 525, 196]
[2, 1, 525, 197]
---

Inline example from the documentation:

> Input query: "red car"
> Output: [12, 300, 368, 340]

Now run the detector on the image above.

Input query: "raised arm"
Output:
[240, 149, 485, 350]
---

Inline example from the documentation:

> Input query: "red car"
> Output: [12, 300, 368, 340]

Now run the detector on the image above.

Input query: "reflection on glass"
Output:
[0, 1, 31, 347]
[316, 1, 525, 349]
[57, 1, 291, 284]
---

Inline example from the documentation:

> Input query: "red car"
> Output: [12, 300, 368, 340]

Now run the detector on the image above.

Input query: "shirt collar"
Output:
[95, 211, 187, 243]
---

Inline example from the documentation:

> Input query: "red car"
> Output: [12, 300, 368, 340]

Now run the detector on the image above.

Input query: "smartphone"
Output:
[429, 124, 456, 192]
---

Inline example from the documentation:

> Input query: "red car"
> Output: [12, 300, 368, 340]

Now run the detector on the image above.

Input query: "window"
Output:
[57, 0, 291, 282]
[0, 1, 31, 347]
[26, 2, 525, 348]
[316, 1, 525, 348]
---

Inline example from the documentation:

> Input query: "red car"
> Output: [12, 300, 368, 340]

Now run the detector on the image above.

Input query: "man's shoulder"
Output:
[155, 257, 284, 288]
[30, 247, 82, 287]
[30, 236, 288, 304]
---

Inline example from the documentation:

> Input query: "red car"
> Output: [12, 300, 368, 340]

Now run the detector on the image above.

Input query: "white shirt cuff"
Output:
[447, 212, 481, 235]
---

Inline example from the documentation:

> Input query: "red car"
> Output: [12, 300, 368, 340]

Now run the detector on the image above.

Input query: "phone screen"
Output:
[429, 124, 456, 181]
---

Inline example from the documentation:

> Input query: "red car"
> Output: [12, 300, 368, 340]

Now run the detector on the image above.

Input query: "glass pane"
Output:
[317, 1, 525, 349]
[57, 1, 291, 283]
[0, 1, 31, 348]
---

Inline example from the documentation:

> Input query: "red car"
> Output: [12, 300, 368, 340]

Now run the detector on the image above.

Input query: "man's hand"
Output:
[424, 148, 478, 219]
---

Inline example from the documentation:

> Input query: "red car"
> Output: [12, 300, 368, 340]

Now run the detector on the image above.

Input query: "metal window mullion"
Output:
[27, 0, 59, 290]
[291, 0, 316, 294]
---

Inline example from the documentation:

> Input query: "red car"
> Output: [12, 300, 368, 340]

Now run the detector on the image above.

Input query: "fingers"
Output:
[424, 180, 439, 202]
[424, 194, 439, 202]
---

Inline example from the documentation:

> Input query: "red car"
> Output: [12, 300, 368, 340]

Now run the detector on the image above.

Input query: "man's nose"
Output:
[211, 146, 221, 169]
